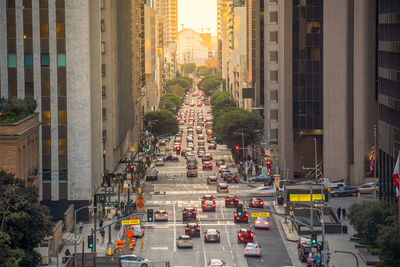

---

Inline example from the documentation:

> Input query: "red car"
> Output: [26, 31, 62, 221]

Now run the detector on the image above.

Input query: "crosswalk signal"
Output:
[129, 164, 134, 173]
[311, 232, 317, 245]
[88, 235, 94, 248]
[235, 145, 240, 151]
[147, 209, 154, 222]
[266, 160, 272, 168]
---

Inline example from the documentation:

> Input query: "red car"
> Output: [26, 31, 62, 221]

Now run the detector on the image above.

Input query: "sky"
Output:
[178, 0, 218, 36]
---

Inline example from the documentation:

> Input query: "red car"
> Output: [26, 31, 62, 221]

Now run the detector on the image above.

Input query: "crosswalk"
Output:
[145, 199, 272, 208]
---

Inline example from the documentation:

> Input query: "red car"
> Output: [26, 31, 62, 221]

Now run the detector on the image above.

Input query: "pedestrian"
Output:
[342, 208, 347, 220]
[337, 207, 342, 220]
[78, 221, 83, 233]
[100, 229, 105, 244]
[99, 218, 103, 228]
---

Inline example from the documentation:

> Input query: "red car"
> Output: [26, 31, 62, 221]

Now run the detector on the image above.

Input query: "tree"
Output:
[144, 109, 178, 137]
[159, 93, 183, 113]
[181, 63, 196, 74]
[198, 74, 225, 96]
[376, 224, 400, 266]
[165, 77, 193, 90]
[196, 66, 219, 76]
[214, 108, 263, 148]
[0, 169, 52, 266]
[166, 85, 185, 97]
[210, 92, 237, 116]
[210, 91, 232, 106]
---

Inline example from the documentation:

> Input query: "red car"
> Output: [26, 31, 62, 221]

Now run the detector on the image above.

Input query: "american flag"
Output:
[369, 146, 375, 172]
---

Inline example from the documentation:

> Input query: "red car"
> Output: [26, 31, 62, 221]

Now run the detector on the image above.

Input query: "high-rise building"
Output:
[217, 0, 234, 81]
[0, 0, 102, 213]
[377, 0, 400, 202]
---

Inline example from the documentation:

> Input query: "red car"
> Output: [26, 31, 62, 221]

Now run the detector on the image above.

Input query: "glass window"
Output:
[7, 24, 16, 38]
[102, 86, 106, 97]
[42, 82, 50, 96]
[56, 24, 65, 38]
[101, 42, 106, 54]
[23, 0, 32, 8]
[57, 54, 66, 67]
[56, 0, 65, 8]
[8, 54, 17, 68]
[102, 64, 106, 76]
[42, 168, 51, 181]
[270, 12, 278, 23]
[42, 110, 50, 125]
[43, 139, 51, 153]
[24, 24, 32, 39]
[307, 21, 320, 33]
[8, 82, 17, 97]
[24, 53, 33, 67]
[58, 110, 67, 125]
[41, 53, 49, 67]
[25, 82, 33, 96]
[100, 0, 104, 9]
[58, 82, 66, 96]
[59, 139, 67, 154]
[101, 19, 105, 32]
[41, 24, 49, 38]
[40, 0, 48, 8]
[7, 0, 15, 8]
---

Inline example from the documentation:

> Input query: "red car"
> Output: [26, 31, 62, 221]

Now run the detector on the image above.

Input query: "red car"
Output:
[185, 222, 200, 237]
[234, 210, 249, 223]
[202, 162, 213, 170]
[183, 207, 197, 221]
[225, 195, 239, 208]
[202, 200, 216, 212]
[249, 198, 264, 208]
[201, 195, 215, 203]
[237, 228, 254, 243]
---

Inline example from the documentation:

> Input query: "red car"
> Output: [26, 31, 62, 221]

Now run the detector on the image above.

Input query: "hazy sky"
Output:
[178, 0, 217, 36]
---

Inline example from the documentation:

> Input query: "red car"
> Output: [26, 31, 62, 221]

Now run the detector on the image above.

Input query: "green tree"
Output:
[0, 98, 38, 124]
[196, 66, 219, 76]
[159, 93, 183, 113]
[165, 77, 193, 90]
[376, 224, 400, 266]
[144, 109, 179, 137]
[198, 74, 225, 96]
[210, 91, 232, 106]
[211, 93, 237, 116]
[214, 108, 263, 148]
[181, 63, 196, 74]
[166, 85, 185, 97]
[0, 169, 52, 266]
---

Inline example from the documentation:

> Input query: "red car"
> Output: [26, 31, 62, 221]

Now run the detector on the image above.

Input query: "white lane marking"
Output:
[173, 204, 176, 252]
[151, 246, 169, 250]
[221, 205, 236, 267]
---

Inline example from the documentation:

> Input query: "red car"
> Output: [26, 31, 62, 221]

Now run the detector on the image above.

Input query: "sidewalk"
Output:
[272, 201, 368, 267]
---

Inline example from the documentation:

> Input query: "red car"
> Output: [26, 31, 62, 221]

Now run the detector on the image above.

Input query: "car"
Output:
[204, 229, 221, 242]
[132, 224, 144, 237]
[218, 165, 227, 173]
[145, 169, 158, 181]
[237, 228, 254, 243]
[159, 140, 167, 146]
[244, 242, 261, 257]
[154, 210, 168, 221]
[225, 174, 239, 183]
[248, 186, 277, 197]
[208, 259, 226, 267]
[187, 168, 198, 177]
[208, 143, 217, 150]
[225, 195, 239, 207]
[155, 158, 165, 166]
[249, 197, 264, 208]
[202, 154, 212, 162]
[330, 186, 359, 197]
[177, 235, 193, 249]
[182, 207, 197, 221]
[357, 181, 379, 194]
[234, 209, 249, 223]
[217, 182, 229, 193]
[187, 161, 197, 169]
[202, 161, 213, 170]
[156, 153, 166, 161]
[248, 174, 270, 183]
[254, 217, 270, 229]
[198, 140, 205, 147]
[185, 222, 200, 237]
[216, 160, 225, 166]
[201, 195, 216, 203]
[202, 200, 216, 212]
[120, 255, 152, 266]
[207, 176, 219, 185]
[198, 134, 205, 140]
[165, 154, 179, 161]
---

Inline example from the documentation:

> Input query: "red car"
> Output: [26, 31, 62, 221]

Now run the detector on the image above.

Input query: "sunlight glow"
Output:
[178, 0, 217, 35]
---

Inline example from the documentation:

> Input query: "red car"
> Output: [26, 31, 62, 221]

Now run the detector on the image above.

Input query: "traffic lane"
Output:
[139, 224, 173, 262]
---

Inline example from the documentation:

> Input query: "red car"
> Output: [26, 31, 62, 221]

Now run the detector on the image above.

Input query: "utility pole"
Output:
[313, 138, 318, 181]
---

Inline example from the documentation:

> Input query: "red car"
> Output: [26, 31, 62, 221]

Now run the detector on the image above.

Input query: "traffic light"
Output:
[311, 232, 317, 245]
[235, 145, 240, 151]
[129, 164, 134, 173]
[213, 136, 217, 140]
[237, 205, 243, 217]
[169, 136, 173, 139]
[176, 146, 181, 152]
[267, 172, 271, 177]
[88, 235, 94, 248]
[266, 160, 272, 168]
[147, 209, 154, 222]
[146, 148, 150, 153]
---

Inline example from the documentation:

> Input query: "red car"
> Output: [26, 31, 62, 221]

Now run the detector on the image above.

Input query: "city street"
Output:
[132, 93, 293, 267]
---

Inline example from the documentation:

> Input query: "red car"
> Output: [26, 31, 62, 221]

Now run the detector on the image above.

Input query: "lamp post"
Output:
[74, 206, 92, 267]
[313, 137, 318, 182]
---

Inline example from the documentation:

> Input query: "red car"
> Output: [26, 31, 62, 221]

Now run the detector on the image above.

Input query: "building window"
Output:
[40, 0, 48, 8]
[24, 53, 33, 67]
[42, 168, 51, 181]
[270, 70, 278, 82]
[58, 82, 66, 96]
[270, 12, 278, 23]
[43, 139, 51, 153]
[42, 82, 50, 96]
[23, 0, 32, 8]
[102, 64, 106, 76]
[101, 42, 106, 54]
[59, 169, 68, 181]
[270, 31, 278, 43]
[7, 0, 15, 8]
[8, 82, 17, 97]
[270, 51, 278, 62]
[25, 82, 34, 96]
[57, 53, 66, 67]
[58, 110, 67, 125]
[58, 139, 67, 154]
[40, 24, 49, 38]
[102, 108, 106, 120]
[7, 24, 16, 38]
[102, 86, 106, 97]
[307, 21, 320, 33]
[8, 54, 17, 68]
[41, 53, 50, 67]
[24, 24, 32, 39]
[56, 24, 65, 38]
[102, 130, 107, 141]
[56, 0, 65, 8]
[101, 19, 105, 32]
[100, 0, 104, 9]
[42, 110, 50, 125]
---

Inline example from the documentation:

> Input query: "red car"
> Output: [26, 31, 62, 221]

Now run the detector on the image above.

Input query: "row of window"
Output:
[7, 53, 66, 68]
[42, 138, 67, 154]
[7, 0, 65, 9]
[41, 110, 67, 126]
[7, 24, 65, 39]
[42, 168, 68, 181]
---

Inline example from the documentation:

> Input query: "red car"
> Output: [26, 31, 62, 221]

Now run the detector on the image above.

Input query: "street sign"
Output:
[313, 199, 325, 204]
[105, 201, 118, 207]
[251, 212, 270, 218]
[137, 201, 144, 209]
[137, 195, 144, 201]
[126, 230, 134, 238]
[122, 219, 140, 225]
[115, 240, 125, 248]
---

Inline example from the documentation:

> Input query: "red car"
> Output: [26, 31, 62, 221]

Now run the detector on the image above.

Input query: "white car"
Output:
[244, 242, 261, 257]
[208, 259, 226, 267]
[132, 224, 144, 237]
[248, 186, 277, 197]
[155, 158, 164, 166]
[120, 255, 152, 266]
[254, 217, 270, 230]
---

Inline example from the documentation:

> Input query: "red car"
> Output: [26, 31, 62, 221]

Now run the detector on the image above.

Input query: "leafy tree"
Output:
[165, 77, 193, 90]
[198, 74, 225, 96]
[211, 93, 237, 116]
[144, 109, 178, 137]
[196, 66, 219, 76]
[0, 169, 52, 266]
[181, 63, 196, 74]
[376, 224, 400, 266]
[0, 98, 38, 124]
[159, 93, 183, 113]
[166, 85, 185, 97]
[214, 108, 263, 148]
[210, 91, 232, 106]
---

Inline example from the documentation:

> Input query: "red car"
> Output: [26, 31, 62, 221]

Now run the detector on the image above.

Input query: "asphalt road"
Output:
[131, 92, 293, 267]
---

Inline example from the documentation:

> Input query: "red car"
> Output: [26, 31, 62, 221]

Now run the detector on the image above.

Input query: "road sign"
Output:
[122, 219, 140, 225]
[137, 201, 144, 209]
[105, 201, 118, 207]
[313, 199, 325, 204]
[137, 195, 144, 201]
[251, 212, 270, 218]
[264, 147, 271, 156]
[126, 230, 134, 238]
[115, 240, 125, 248]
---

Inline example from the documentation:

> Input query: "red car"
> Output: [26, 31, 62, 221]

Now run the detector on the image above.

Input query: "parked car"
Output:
[330, 186, 359, 197]
[248, 186, 277, 197]
[357, 181, 379, 194]
[120, 255, 152, 266]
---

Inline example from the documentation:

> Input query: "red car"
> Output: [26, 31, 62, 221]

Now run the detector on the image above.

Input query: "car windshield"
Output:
[207, 229, 218, 234]
[210, 259, 223, 265]
[204, 200, 214, 205]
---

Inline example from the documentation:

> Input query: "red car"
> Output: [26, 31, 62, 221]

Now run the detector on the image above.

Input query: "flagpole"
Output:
[374, 125, 377, 202]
